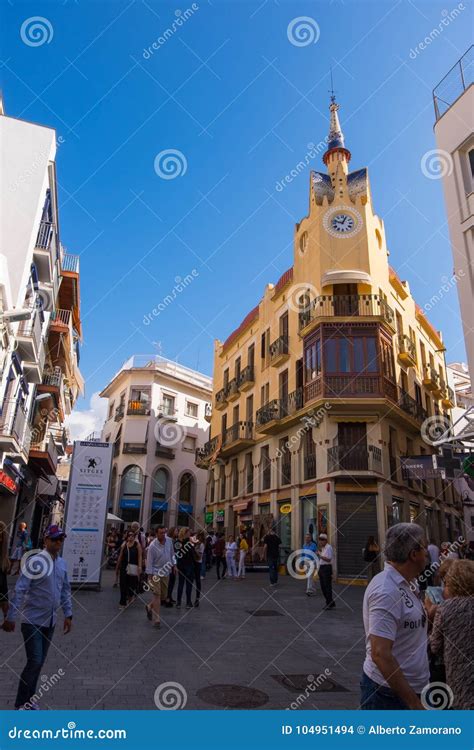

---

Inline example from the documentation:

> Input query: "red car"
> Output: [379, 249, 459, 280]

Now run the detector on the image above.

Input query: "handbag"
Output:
[125, 546, 139, 577]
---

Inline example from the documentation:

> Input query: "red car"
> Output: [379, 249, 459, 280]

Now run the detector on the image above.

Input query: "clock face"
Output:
[323, 205, 362, 238]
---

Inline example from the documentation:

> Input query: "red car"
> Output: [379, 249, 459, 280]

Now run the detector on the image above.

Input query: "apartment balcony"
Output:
[434, 378, 447, 400]
[269, 334, 290, 366]
[195, 435, 221, 468]
[0, 400, 30, 460]
[127, 400, 150, 416]
[256, 388, 304, 434]
[29, 432, 58, 475]
[157, 405, 178, 420]
[299, 294, 395, 335]
[215, 387, 228, 411]
[16, 308, 43, 362]
[442, 386, 455, 409]
[327, 444, 382, 475]
[304, 454, 317, 480]
[49, 424, 68, 455]
[204, 403, 212, 422]
[21, 335, 46, 385]
[123, 442, 147, 454]
[397, 334, 417, 367]
[155, 442, 175, 459]
[398, 390, 428, 423]
[227, 378, 240, 402]
[50, 309, 72, 332]
[305, 373, 398, 404]
[34, 222, 57, 284]
[114, 404, 125, 422]
[238, 365, 255, 392]
[60, 252, 80, 275]
[423, 364, 440, 391]
[221, 420, 255, 457]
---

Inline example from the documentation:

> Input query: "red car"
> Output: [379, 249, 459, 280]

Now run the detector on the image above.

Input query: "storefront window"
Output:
[278, 501, 292, 562]
[301, 495, 317, 543]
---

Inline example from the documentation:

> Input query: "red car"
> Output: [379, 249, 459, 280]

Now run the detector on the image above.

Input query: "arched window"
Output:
[178, 472, 194, 504]
[120, 465, 143, 523]
[152, 468, 169, 501]
[149, 468, 169, 528]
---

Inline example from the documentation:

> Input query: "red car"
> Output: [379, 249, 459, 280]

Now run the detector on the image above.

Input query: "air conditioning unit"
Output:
[36, 285, 55, 313]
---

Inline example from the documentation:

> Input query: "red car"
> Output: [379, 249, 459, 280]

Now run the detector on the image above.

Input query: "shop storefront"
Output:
[150, 500, 168, 528]
[215, 509, 225, 530]
[120, 498, 141, 524]
[205, 510, 214, 529]
[336, 493, 377, 579]
[0, 467, 20, 544]
[177, 502, 193, 527]
[277, 501, 292, 563]
[300, 494, 317, 543]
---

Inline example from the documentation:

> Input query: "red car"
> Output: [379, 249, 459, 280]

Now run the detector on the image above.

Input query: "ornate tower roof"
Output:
[323, 96, 351, 166]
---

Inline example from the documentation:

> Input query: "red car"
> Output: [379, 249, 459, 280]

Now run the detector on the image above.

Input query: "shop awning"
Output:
[152, 500, 168, 511]
[123, 420, 148, 443]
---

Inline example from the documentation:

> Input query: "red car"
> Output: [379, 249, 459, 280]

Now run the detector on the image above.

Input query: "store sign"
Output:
[400, 456, 440, 480]
[280, 503, 292, 515]
[0, 470, 18, 494]
[62, 441, 113, 587]
[215, 510, 225, 522]
[205, 511, 214, 524]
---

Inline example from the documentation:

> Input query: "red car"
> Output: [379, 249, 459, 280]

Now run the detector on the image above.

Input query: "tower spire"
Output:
[322, 86, 351, 168]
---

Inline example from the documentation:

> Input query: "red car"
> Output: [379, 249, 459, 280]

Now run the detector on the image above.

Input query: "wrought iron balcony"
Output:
[327, 444, 382, 474]
[221, 421, 255, 455]
[204, 402, 212, 422]
[442, 386, 455, 409]
[305, 374, 398, 403]
[256, 388, 304, 429]
[397, 334, 417, 366]
[215, 387, 228, 410]
[195, 435, 220, 467]
[269, 334, 290, 365]
[398, 390, 427, 423]
[114, 404, 125, 421]
[299, 294, 395, 332]
[423, 364, 439, 391]
[227, 378, 239, 401]
[127, 400, 150, 416]
[238, 365, 255, 391]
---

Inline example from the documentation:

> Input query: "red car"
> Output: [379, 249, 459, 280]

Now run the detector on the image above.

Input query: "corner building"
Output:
[197, 98, 463, 580]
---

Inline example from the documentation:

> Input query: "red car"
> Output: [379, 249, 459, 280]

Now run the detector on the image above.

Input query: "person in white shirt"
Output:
[225, 536, 238, 578]
[361, 522, 430, 710]
[316, 533, 335, 609]
[145, 526, 175, 628]
[427, 542, 440, 566]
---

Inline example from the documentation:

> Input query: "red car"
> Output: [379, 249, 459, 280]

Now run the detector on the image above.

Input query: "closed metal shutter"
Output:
[336, 494, 378, 578]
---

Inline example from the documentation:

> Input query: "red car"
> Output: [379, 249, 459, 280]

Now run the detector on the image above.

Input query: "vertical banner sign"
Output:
[62, 441, 113, 587]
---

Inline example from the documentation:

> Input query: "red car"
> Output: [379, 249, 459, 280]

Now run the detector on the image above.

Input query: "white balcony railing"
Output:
[0, 400, 28, 445]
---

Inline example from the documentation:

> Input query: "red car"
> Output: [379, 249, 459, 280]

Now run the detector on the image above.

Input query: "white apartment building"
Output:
[100, 355, 212, 530]
[0, 96, 83, 543]
[433, 47, 474, 378]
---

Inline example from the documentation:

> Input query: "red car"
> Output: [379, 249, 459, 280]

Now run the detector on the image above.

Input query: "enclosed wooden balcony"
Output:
[397, 334, 417, 367]
[305, 374, 398, 404]
[299, 294, 395, 335]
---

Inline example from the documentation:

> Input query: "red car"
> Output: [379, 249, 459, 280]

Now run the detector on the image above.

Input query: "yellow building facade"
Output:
[197, 98, 463, 580]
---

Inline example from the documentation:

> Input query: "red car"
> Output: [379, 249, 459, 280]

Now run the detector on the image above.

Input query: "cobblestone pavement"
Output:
[0, 569, 366, 710]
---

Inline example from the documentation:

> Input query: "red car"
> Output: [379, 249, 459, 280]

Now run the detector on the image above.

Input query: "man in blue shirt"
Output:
[302, 533, 318, 596]
[3, 525, 72, 709]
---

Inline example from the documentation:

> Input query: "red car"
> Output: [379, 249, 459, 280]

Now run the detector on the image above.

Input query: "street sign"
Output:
[62, 440, 113, 588]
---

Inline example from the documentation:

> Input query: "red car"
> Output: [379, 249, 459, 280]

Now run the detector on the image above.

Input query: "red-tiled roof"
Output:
[222, 304, 259, 351]
[273, 266, 293, 296]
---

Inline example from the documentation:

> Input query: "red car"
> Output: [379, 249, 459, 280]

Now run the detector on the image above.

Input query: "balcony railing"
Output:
[443, 386, 455, 407]
[328, 444, 382, 473]
[195, 435, 220, 466]
[35, 221, 54, 250]
[238, 365, 255, 390]
[114, 404, 125, 421]
[61, 253, 80, 273]
[127, 400, 150, 416]
[223, 420, 254, 448]
[299, 294, 395, 330]
[397, 334, 417, 365]
[17, 309, 43, 353]
[423, 364, 440, 391]
[51, 309, 72, 327]
[123, 442, 147, 454]
[158, 404, 177, 418]
[227, 378, 239, 401]
[433, 45, 473, 120]
[42, 367, 62, 388]
[398, 390, 427, 423]
[256, 388, 304, 427]
[49, 424, 68, 453]
[204, 402, 212, 421]
[215, 387, 228, 409]
[30, 432, 58, 471]
[0, 400, 28, 445]
[269, 334, 289, 364]
[304, 453, 317, 480]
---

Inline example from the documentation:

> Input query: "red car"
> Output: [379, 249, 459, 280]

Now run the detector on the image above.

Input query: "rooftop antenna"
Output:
[329, 67, 336, 103]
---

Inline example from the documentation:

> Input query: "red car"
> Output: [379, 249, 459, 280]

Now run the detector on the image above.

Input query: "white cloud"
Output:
[65, 391, 108, 442]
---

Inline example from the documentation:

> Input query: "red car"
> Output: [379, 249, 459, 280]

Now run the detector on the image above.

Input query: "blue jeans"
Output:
[268, 557, 279, 584]
[16, 623, 55, 708]
[360, 671, 409, 710]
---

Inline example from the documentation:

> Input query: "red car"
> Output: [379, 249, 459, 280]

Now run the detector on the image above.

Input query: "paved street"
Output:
[0, 569, 366, 710]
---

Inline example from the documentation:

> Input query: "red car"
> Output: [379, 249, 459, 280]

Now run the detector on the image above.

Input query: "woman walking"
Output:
[192, 532, 205, 608]
[0, 522, 10, 621]
[176, 527, 194, 609]
[225, 536, 238, 579]
[9, 522, 30, 575]
[115, 531, 142, 608]
[237, 533, 248, 579]
[363, 536, 380, 582]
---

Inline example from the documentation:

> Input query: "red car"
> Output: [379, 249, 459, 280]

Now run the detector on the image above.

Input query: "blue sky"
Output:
[2, 0, 472, 431]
